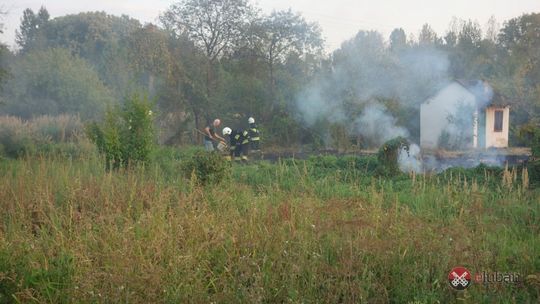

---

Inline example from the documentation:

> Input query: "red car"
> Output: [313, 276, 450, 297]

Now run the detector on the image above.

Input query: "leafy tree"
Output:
[389, 28, 407, 52]
[2, 48, 114, 119]
[161, 0, 255, 126]
[484, 15, 500, 42]
[418, 23, 441, 45]
[161, 0, 253, 63]
[458, 20, 482, 48]
[40, 12, 142, 75]
[127, 24, 173, 95]
[0, 9, 10, 98]
[496, 13, 540, 129]
[250, 10, 323, 102]
[15, 6, 49, 52]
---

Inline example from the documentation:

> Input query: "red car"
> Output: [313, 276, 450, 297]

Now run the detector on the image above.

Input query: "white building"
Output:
[420, 80, 509, 149]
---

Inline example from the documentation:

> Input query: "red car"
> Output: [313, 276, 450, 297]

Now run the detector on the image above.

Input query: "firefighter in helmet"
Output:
[247, 117, 261, 152]
[222, 127, 250, 162]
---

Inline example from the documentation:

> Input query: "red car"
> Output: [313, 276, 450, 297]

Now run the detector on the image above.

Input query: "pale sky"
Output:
[1, 0, 539, 52]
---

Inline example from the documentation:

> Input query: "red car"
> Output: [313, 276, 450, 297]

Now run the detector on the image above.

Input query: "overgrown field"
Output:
[0, 151, 539, 303]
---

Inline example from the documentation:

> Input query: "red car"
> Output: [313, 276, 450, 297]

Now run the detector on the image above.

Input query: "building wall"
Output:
[420, 82, 476, 149]
[485, 106, 510, 148]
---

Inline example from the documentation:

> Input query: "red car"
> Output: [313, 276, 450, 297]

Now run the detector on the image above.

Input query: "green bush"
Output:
[86, 93, 156, 169]
[377, 137, 409, 176]
[518, 124, 540, 185]
[181, 150, 231, 185]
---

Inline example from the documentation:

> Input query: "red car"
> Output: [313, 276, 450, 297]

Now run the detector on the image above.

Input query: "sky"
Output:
[1, 0, 539, 52]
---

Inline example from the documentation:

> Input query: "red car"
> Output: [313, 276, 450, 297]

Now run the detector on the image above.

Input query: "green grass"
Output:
[0, 152, 539, 303]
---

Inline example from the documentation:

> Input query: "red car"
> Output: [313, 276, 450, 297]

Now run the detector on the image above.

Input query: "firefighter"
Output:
[222, 127, 250, 162]
[247, 117, 261, 152]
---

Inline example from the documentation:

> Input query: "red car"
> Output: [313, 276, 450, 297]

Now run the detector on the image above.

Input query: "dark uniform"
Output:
[248, 123, 261, 151]
[228, 129, 250, 161]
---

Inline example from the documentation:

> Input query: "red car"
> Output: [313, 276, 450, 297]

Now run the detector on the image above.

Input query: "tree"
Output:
[250, 9, 323, 113]
[18, 12, 145, 101]
[160, 0, 254, 125]
[127, 24, 173, 95]
[0, 7, 6, 34]
[458, 20, 482, 48]
[389, 28, 407, 52]
[484, 15, 500, 42]
[161, 0, 253, 63]
[0, 8, 9, 96]
[2, 48, 114, 119]
[15, 6, 49, 51]
[418, 23, 441, 45]
[497, 13, 540, 125]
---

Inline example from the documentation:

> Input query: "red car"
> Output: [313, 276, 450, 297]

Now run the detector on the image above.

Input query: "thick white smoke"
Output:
[399, 143, 422, 173]
[354, 103, 409, 146]
[294, 32, 504, 172]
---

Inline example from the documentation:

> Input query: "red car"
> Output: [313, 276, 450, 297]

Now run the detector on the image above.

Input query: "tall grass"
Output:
[0, 155, 539, 303]
[0, 115, 93, 159]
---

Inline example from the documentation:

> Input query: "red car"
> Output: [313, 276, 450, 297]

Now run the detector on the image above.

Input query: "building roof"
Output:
[455, 79, 510, 107]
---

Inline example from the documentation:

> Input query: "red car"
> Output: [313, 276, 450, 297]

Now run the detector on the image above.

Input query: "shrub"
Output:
[86, 93, 156, 169]
[518, 124, 540, 185]
[377, 137, 409, 176]
[180, 150, 231, 185]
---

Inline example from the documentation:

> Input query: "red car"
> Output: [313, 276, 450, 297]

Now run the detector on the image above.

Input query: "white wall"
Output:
[420, 82, 476, 149]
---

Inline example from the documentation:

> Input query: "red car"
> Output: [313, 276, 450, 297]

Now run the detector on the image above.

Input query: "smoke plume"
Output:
[294, 31, 506, 172]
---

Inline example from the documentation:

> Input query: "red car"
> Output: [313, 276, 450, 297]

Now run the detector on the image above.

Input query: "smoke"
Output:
[295, 33, 452, 145]
[294, 31, 508, 172]
[354, 103, 409, 146]
[399, 143, 422, 173]
[295, 84, 345, 126]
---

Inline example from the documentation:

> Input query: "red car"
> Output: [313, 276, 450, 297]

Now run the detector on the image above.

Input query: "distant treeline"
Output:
[0, 2, 538, 148]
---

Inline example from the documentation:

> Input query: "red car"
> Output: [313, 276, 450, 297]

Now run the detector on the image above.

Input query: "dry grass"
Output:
[0, 157, 539, 303]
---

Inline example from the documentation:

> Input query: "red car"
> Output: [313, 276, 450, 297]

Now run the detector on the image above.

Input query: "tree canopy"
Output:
[1, 3, 539, 149]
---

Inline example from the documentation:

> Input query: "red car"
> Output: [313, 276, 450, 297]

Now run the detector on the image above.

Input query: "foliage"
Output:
[180, 150, 231, 185]
[518, 123, 540, 184]
[2, 48, 114, 119]
[161, 0, 253, 62]
[2, 5, 540, 152]
[377, 136, 410, 175]
[519, 123, 540, 158]
[15, 6, 49, 52]
[86, 93, 156, 168]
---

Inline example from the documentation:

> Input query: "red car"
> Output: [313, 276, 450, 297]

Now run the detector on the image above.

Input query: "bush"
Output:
[518, 124, 540, 185]
[377, 137, 409, 176]
[180, 150, 231, 185]
[86, 93, 155, 169]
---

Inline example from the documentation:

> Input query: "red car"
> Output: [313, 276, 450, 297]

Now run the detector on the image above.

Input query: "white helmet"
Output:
[222, 127, 232, 135]
[248, 117, 255, 124]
